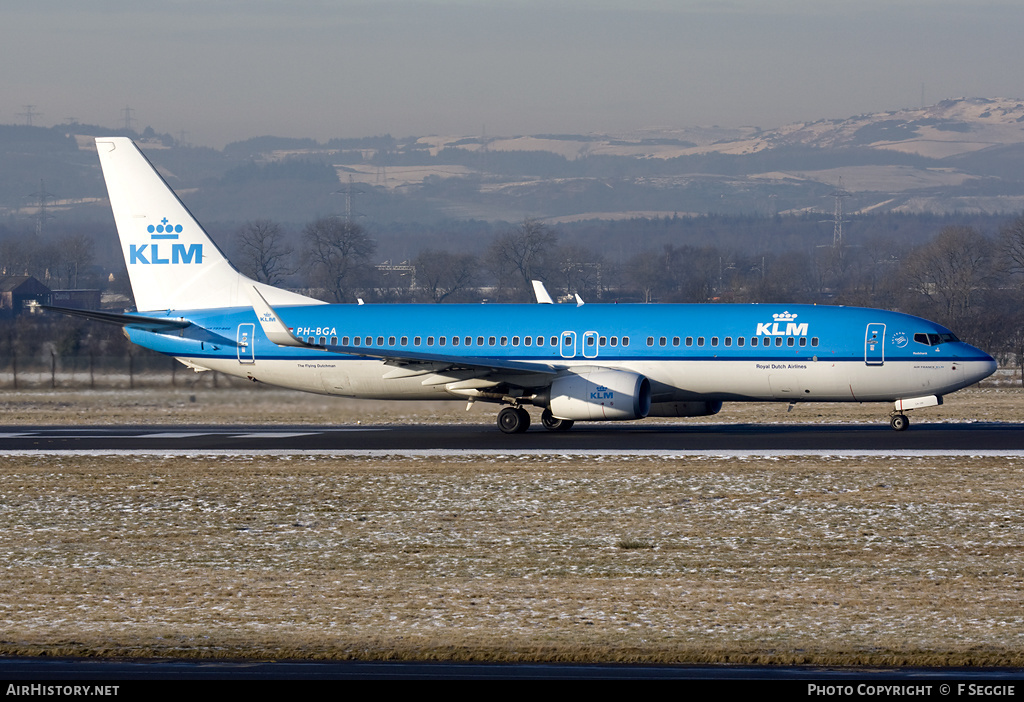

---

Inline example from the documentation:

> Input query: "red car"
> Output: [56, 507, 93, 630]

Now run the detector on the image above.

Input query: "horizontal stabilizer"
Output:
[43, 305, 191, 332]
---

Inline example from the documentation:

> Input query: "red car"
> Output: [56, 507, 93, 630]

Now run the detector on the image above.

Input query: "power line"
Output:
[17, 105, 41, 127]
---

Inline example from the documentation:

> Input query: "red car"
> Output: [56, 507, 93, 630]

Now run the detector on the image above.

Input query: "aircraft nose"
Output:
[962, 349, 997, 385]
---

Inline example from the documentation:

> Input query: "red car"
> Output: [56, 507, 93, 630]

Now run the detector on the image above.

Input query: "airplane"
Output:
[47, 137, 997, 434]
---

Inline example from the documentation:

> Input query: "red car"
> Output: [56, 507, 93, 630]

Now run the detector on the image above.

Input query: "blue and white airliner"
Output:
[50, 137, 996, 433]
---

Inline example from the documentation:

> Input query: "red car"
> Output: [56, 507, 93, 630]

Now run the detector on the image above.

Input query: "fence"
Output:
[0, 352, 247, 390]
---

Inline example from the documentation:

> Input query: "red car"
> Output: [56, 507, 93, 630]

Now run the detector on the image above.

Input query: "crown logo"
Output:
[147, 217, 182, 238]
[772, 311, 797, 321]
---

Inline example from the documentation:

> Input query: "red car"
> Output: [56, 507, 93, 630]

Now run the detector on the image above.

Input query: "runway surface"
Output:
[1, 421, 1021, 452]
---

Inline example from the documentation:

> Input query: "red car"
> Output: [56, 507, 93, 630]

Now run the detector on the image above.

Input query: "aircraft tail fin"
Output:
[95, 137, 322, 312]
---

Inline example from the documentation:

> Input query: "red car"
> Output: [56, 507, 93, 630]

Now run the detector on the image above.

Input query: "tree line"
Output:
[3, 214, 1024, 374]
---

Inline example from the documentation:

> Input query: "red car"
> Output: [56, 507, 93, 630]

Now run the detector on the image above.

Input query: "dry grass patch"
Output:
[1, 453, 1023, 665]
[0, 385, 1021, 426]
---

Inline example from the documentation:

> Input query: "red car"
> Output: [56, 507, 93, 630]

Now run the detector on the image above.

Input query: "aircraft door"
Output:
[583, 331, 599, 359]
[237, 323, 256, 365]
[560, 331, 577, 358]
[865, 323, 885, 366]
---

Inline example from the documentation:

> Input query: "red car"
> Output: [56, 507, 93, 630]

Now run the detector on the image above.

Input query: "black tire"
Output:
[890, 414, 909, 431]
[541, 408, 575, 432]
[498, 406, 530, 434]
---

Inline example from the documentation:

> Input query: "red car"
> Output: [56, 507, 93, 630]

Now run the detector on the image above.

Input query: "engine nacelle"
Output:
[547, 369, 652, 421]
[647, 401, 723, 417]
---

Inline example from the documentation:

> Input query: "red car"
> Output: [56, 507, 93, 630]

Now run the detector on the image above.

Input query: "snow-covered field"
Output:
[1, 384, 1022, 663]
[1, 452, 1022, 664]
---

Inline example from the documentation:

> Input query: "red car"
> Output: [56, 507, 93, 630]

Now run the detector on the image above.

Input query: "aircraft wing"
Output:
[247, 287, 559, 376]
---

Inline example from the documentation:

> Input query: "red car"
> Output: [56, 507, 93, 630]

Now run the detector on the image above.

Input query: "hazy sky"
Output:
[4, 0, 1023, 148]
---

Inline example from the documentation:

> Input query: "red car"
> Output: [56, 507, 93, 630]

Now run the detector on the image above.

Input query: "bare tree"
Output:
[901, 226, 994, 331]
[54, 233, 95, 289]
[414, 249, 478, 302]
[486, 218, 556, 301]
[553, 244, 605, 300]
[234, 219, 293, 285]
[302, 217, 376, 302]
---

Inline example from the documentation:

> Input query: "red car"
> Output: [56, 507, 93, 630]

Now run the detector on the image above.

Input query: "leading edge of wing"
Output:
[247, 287, 558, 375]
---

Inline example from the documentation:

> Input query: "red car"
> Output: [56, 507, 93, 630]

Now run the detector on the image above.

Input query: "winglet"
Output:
[247, 286, 309, 347]
[532, 280, 554, 304]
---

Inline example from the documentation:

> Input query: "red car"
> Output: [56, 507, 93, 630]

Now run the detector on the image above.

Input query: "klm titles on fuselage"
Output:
[130, 218, 202, 265]
[756, 312, 808, 337]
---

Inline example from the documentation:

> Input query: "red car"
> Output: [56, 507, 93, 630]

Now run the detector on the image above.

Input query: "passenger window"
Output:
[365, 336, 372, 346]
[775, 337, 782, 347]
[427, 336, 434, 346]
[725, 337, 732, 347]
[452, 336, 459, 346]
[342, 336, 349, 345]
[647, 337, 654, 346]
[763, 337, 770, 347]
[319, 336, 326, 346]
[622, 337, 629, 347]
[525, 336, 532, 346]
[799, 337, 806, 347]
[550, 336, 558, 347]
[501, 336, 508, 345]
[477, 336, 485, 346]
[659, 337, 667, 346]
[377, 336, 384, 346]
[352, 337, 360, 346]
[439, 337, 446, 346]
[811, 337, 819, 347]
[787, 337, 794, 347]
[537, 336, 544, 346]
[587, 336, 595, 346]
[465, 336, 472, 346]
[737, 337, 744, 347]
[388, 336, 396, 345]
[414, 336, 421, 346]
[686, 337, 693, 346]
[599, 337, 606, 346]
[512, 336, 520, 346]
[672, 337, 680, 346]
[331, 336, 338, 345]
[401, 336, 408, 345]
[711, 337, 719, 347]
[489, 336, 496, 346]
[697, 336, 705, 346]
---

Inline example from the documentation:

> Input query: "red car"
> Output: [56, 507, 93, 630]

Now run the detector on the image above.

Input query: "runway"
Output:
[1, 421, 1022, 452]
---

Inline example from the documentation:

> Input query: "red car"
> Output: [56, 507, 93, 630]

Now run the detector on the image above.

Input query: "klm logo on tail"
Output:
[130, 218, 202, 265]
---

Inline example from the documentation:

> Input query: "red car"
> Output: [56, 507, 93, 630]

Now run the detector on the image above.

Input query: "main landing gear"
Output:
[497, 407, 576, 433]
[498, 406, 531, 434]
[890, 413, 910, 431]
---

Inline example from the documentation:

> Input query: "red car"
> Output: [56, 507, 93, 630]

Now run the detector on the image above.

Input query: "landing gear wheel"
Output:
[890, 414, 910, 431]
[498, 406, 531, 434]
[541, 408, 575, 432]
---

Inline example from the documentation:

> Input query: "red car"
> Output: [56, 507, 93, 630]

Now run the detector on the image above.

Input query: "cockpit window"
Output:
[914, 332, 958, 346]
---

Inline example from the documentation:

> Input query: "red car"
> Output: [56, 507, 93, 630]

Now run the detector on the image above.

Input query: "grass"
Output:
[1, 383, 1022, 665]
[2, 452, 1024, 665]
[0, 383, 1021, 426]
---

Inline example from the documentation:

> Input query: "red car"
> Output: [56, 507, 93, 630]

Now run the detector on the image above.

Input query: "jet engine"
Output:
[543, 369, 652, 421]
